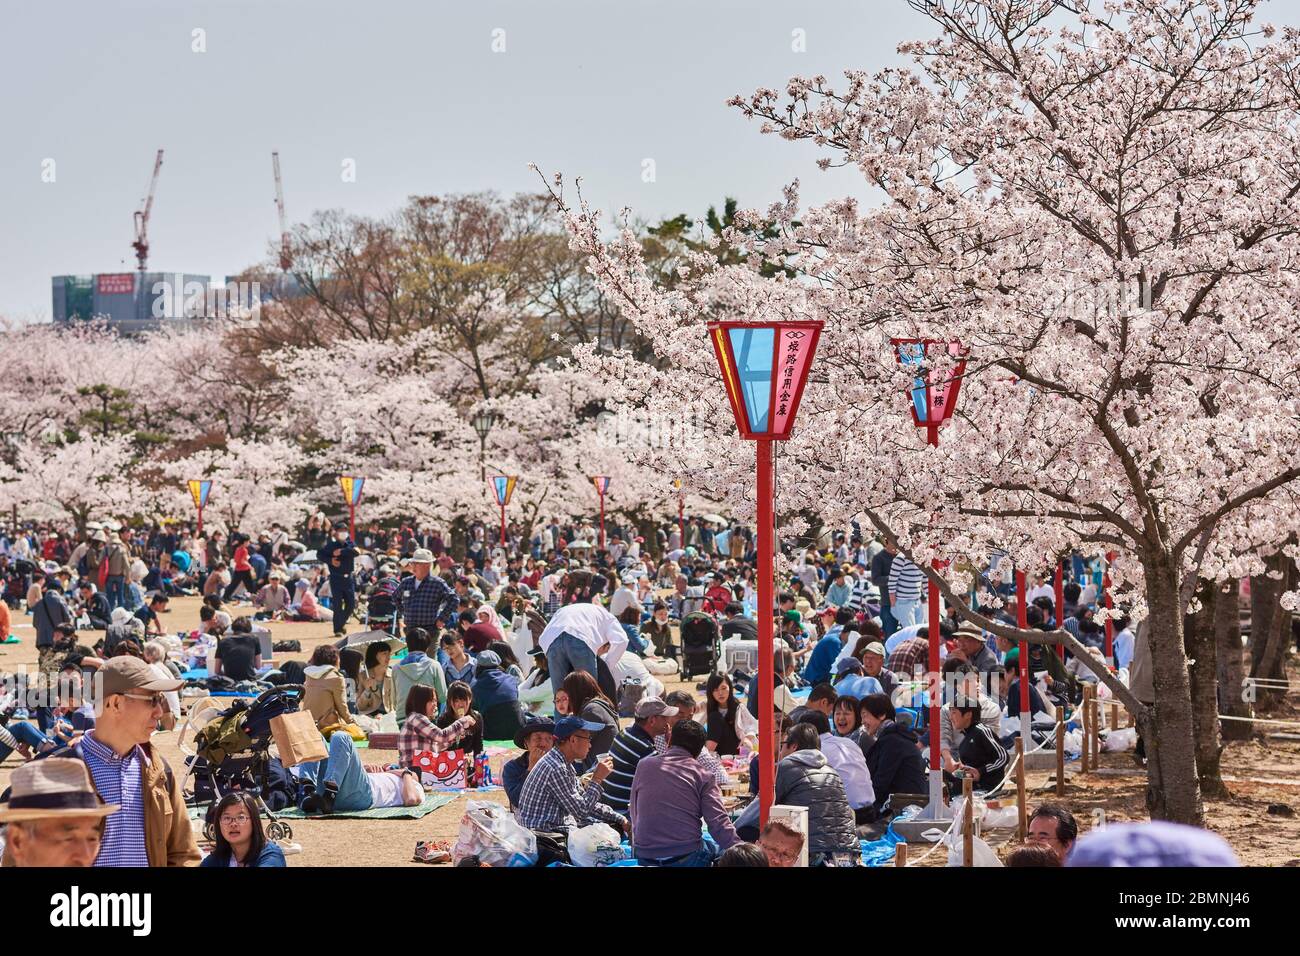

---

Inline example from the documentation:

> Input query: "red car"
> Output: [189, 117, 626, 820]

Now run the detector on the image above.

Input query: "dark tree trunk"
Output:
[1185, 581, 1227, 798]
[1250, 545, 1295, 710]
[449, 516, 468, 561]
[1216, 579, 1252, 741]
[1142, 555, 1205, 826]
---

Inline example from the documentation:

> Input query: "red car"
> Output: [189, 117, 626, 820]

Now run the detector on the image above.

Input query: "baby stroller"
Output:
[179, 684, 305, 842]
[679, 611, 721, 680]
[364, 586, 399, 634]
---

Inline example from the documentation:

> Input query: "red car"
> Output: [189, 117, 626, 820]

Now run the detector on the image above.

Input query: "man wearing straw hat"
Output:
[0, 758, 118, 867]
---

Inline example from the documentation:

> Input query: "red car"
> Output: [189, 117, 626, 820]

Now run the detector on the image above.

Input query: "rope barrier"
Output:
[1218, 713, 1300, 728]
[899, 718, 1065, 865]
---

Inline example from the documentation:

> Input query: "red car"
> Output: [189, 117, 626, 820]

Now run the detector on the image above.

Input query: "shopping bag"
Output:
[411, 749, 468, 789]
[269, 710, 328, 768]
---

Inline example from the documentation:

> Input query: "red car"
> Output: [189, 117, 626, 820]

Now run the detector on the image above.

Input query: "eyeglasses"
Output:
[122, 692, 166, 708]
[219, 814, 251, 825]
[569, 733, 593, 742]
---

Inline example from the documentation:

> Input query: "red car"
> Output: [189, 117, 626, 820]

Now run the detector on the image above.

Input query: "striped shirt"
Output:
[887, 554, 926, 603]
[601, 724, 656, 814]
[80, 732, 150, 867]
[516, 744, 626, 832]
[845, 577, 874, 612]
[398, 713, 474, 769]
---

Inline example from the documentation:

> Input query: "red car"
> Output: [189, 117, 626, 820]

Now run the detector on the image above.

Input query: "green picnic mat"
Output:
[1, 635, 19, 644]
[188, 791, 458, 821]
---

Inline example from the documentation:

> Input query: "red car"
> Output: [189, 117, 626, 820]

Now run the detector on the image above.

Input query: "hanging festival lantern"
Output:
[708, 319, 823, 827]
[491, 475, 518, 547]
[186, 479, 212, 537]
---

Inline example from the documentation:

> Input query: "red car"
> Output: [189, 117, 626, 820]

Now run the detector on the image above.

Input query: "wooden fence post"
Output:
[1055, 719, 1066, 797]
[962, 776, 974, 867]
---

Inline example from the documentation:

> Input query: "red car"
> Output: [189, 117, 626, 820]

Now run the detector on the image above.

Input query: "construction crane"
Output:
[272, 151, 291, 272]
[131, 149, 164, 275]
[131, 149, 163, 322]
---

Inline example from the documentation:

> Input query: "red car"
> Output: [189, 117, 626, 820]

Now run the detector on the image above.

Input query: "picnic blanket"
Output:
[246, 792, 458, 820]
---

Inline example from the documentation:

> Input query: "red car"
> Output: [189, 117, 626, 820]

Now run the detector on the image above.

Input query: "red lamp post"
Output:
[338, 476, 365, 540]
[709, 319, 822, 828]
[891, 337, 968, 821]
[491, 475, 518, 548]
[672, 478, 685, 551]
[1054, 560, 1066, 659]
[187, 479, 212, 539]
[589, 476, 611, 550]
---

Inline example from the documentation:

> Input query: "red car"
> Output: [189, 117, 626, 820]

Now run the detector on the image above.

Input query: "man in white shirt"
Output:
[1026, 573, 1055, 604]
[609, 575, 639, 618]
[819, 732, 875, 818]
[538, 582, 628, 695]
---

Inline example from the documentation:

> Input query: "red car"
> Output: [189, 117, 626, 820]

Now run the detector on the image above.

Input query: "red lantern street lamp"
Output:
[491, 475, 518, 548]
[338, 476, 365, 540]
[672, 478, 685, 551]
[1054, 560, 1066, 659]
[187, 479, 212, 539]
[709, 319, 823, 828]
[590, 476, 611, 550]
[890, 337, 968, 823]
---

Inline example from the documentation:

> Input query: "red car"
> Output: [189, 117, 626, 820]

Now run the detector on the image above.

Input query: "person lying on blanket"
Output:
[296, 731, 429, 815]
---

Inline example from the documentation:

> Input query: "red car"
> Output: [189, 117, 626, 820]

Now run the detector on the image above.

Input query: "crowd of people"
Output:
[0, 514, 1238, 869]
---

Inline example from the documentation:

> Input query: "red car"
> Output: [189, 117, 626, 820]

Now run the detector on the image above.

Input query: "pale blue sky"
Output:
[4, 0, 1300, 321]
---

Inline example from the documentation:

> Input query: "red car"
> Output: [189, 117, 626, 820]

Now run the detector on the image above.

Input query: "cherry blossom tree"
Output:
[159, 437, 314, 534]
[540, 0, 1300, 824]
[0, 436, 140, 535]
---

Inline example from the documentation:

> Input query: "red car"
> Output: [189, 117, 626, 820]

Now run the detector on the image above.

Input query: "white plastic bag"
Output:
[451, 800, 538, 867]
[377, 711, 399, 734]
[567, 822, 627, 867]
[946, 834, 1004, 867]
[1101, 727, 1137, 752]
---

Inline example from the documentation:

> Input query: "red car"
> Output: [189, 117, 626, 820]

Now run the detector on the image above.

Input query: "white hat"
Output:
[410, 549, 435, 564]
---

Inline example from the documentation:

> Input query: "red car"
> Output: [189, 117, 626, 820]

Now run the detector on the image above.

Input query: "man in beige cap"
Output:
[0, 758, 117, 867]
[66, 657, 200, 866]
[860, 640, 898, 698]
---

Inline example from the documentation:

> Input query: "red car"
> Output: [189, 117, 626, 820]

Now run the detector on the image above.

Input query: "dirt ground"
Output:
[3, 595, 1298, 866]
[0, 594, 698, 867]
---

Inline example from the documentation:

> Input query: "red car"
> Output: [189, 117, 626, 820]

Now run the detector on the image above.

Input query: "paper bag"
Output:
[270, 711, 328, 768]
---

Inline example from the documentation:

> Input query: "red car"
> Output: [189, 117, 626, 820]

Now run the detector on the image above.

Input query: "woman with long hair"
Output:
[704, 673, 745, 756]
[398, 684, 475, 770]
[356, 641, 393, 716]
[200, 792, 285, 867]
[560, 670, 617, 772]
[436, 681, 484, 770]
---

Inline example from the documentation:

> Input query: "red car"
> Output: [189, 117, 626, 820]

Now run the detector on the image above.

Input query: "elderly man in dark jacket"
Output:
[773, 722, 859, 865]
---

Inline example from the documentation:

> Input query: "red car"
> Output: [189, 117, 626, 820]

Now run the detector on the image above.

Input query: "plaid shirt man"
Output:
[398, 713, 475, 769]
[887, 637, 930, 677]
[395, 573, 459, 631]
[516, 745, 626, 832]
